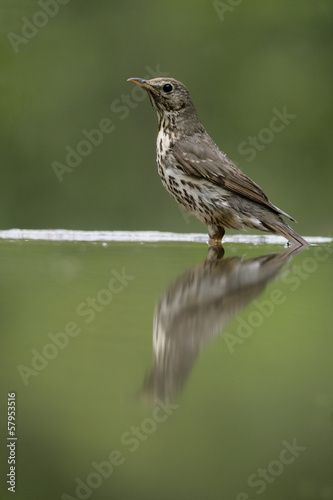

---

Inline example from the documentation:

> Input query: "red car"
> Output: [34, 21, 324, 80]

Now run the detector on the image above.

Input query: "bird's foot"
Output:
[208, 237, 224, 248]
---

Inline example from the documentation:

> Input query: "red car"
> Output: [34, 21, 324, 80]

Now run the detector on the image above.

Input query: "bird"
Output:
[127, 77, 308, 246]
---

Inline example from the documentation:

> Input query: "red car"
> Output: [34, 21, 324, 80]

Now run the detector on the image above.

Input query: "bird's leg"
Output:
[207, 224, 225, 247]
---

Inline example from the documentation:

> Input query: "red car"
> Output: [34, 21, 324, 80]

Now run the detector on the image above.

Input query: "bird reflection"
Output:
[141, 244, 305, 402]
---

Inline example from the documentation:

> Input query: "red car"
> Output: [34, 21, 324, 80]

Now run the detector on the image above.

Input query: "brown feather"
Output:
[172, 133, 296, 222]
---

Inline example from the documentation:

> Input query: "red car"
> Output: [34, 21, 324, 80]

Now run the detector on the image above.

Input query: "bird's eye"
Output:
[163, 83, 173, 93]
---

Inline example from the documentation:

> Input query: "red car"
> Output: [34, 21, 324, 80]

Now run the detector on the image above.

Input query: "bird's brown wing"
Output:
[172, 134, 295, 222]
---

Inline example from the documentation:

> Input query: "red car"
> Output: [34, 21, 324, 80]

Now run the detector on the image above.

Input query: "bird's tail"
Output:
[264, 219, 309, 247]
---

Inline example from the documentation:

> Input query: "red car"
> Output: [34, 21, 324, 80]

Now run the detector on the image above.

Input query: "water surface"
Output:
[1, 234, 332, 500]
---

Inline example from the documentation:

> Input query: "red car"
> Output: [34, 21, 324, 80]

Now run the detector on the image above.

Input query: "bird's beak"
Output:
[127, 77, 160, 94]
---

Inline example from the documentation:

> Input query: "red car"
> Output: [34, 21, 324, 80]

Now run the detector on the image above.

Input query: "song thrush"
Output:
[128, 77, 308, 246]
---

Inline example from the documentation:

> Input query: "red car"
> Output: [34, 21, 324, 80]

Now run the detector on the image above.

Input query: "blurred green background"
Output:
[1, 0, 332, 235]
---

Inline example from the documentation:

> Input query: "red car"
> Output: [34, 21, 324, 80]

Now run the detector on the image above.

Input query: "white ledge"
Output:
[0, 229, 331, 245]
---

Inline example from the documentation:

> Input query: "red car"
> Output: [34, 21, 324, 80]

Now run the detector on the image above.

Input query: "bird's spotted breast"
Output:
[157, 127, 173, 162]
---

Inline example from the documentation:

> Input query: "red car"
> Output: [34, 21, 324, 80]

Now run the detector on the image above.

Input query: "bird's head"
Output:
[128, 77, 191, 112]
[127, 77, 203, 133]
